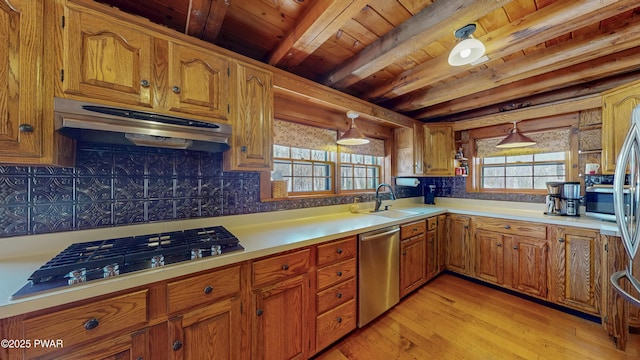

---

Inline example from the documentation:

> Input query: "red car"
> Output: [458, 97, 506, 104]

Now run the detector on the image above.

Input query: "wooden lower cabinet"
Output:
[446, 214, 471, 275]
[252, 274, 311, 360]
[38, 330, 148, 360]
[425, 217, 440, 281]
[475, 229, 548, 298]
[400, 220, 427, 297]
[552, 226, 602, 315]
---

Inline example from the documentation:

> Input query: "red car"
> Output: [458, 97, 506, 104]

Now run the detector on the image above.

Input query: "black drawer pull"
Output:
[84, 318, 99, 330]
[336, 317, 342, 323]
[336, 248, 343, 254]
[256, 309, 263, 316]
[504, 225, 511, 229]
[140, 79, 150, 88]
[558, 238, 565, 243]
[204, 285, 213, 294]
[172, 86, 181, 93]
[336, 293, 342, 298]
[19, 124, 34, 133]
[282, 264, 289, 270]
[337, 271, 343, 276]
[172, 340, 183, 351]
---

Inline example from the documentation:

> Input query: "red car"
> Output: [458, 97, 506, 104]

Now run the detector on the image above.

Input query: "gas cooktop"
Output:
[12, 226, 243, 299]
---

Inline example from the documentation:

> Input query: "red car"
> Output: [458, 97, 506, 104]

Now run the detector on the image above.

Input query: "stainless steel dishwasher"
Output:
[358, 225, 400, 327]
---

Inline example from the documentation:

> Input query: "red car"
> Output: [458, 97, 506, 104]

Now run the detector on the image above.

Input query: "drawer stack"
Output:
[314, 236, 357, 350]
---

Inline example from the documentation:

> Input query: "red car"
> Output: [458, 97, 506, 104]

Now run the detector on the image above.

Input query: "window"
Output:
[274, 145, 335, 194]
[473, 127, 572, 193]
[340, 153, 382, 191]
[481, 152, 566, 190]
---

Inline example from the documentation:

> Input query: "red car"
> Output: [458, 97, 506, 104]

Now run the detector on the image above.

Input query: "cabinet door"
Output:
[553, 226, 602, 315]
[509, 235, 548, 298]
[426, 228, 439, 281]
[446, 215, 470, 275]
[394, 124, 424, 176]
[252, 274, 310, 360]
[63, 7, 153, 107]
[437, 214, 447, 272]
[400, 235, 426, 298]
[168, 297, 242, 360]
[225, 61, 273, 171]
[475, 230, 504, 285]
[168, 43, 231, 121]
[602, 80, 640, 174]
[0, 0, 43, 158]
[424, 125, 454, 176]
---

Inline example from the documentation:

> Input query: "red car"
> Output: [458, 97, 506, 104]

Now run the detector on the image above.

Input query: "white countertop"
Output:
[0, 197, 620, 319]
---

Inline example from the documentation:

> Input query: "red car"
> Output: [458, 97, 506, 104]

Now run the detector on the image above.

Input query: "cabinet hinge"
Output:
[227, 67, 230, 77]
[60, 69, 64, 82]
[227, 104, 230, 114]
[604, 243, 608, 252]
[240, 302, 243, 314]
[61, 16, 65, 29]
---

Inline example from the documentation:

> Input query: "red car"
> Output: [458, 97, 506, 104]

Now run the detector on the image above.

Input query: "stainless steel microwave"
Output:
[584, 186, 630, 222]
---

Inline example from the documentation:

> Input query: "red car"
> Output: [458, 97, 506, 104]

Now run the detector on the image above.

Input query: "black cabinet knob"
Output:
[336, 293, 342, 298]
[336, 317, 342, 323]
[282, 264, 289, 270]
[558, 238, 565, 243]
[172, 86, 181, 93]
[336, 248, 343, 254]
[513, 246, 519, 250]
[336, 271, 343, 276]
[172, 340, 183, 351]
[504, 225, 511, 229]
[84, 318, 99, 330]
[19, 124, 34, 133]
[140, 79, 150, 88]
[204, 286, 213, 294]
[256, 309, 263, 316]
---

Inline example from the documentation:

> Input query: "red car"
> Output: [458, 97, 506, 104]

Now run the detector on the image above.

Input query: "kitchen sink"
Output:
[367, 209, 421, 219]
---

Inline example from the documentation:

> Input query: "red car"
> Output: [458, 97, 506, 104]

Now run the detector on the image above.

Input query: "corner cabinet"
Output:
[0, 0, 74, 166]
[424, 125, 454, 176]
[224, 61, 274, 172]
[601, 79, 640, 174]
[446, 214, 471, 275]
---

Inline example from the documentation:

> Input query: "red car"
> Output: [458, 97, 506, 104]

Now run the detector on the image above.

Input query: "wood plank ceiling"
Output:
[94, 0, 640, 123]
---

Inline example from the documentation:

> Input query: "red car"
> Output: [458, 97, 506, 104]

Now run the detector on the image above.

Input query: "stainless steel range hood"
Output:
[54, 98, 231, 152]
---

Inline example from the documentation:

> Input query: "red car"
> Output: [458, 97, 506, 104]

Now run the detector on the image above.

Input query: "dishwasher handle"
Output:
[360, 227, 400, 242]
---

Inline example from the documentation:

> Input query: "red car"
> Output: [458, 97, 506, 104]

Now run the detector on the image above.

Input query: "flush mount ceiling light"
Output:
[496, 122, 536, 148]
[337, 110, 369, 145]
[448, 23, 486, 66]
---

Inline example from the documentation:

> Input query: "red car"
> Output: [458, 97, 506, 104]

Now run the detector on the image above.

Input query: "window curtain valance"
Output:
[274, 119, 385, 157]
[476, 128, 571, 158]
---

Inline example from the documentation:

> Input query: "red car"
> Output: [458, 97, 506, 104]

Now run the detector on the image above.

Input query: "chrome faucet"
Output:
[374, 183, 397, 212]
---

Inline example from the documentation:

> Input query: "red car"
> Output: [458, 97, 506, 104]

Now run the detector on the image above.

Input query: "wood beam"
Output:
[394, 15, 640, 112]
[322, 0, 511, 89]
[419, 65, 640, 121]
[366, 0, 640, 102]
[272, 67, 417, 129]
[450, 95, 601, 132]
[268, 0, 369, 70]
[185, 0, 229, 42]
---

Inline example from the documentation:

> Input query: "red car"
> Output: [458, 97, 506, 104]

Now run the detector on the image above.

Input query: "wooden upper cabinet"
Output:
[394, 123, 424, 176]
[602, 79, 640, 174]
[224, 61, 273, 171]
[0, 0, 42, 159]
[424, 124, 454, 176]
[62, 6, 154, 107]
[168, 43, 231, 121]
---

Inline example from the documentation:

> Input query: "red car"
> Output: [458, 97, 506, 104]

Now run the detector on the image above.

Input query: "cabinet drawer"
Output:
[167, 264, 241, 315]
[253, 248, 311, 288]
[427, 217, 438, 231]
[401, 219, 426, 239]
[317, 236, 356, 266]
[475, 217, 547, 239]
[317, 278, 356, 314]
[316, 299, 357, 350]
[317, 258, 356, 291]
[23, 289, 148, 357]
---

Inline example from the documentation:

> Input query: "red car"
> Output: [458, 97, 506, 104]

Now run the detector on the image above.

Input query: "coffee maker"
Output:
[544, 181, 581, 216]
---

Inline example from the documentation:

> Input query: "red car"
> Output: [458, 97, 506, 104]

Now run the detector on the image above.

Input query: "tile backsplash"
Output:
[0, 143, 421, 238]
[0, 143, 544, 238]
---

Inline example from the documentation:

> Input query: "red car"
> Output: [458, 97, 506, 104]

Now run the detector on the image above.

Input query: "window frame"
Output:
[479, 152, 568, 193]
[273, 146, 336, 195]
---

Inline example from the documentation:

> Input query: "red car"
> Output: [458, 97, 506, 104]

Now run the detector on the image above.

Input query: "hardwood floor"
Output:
[314, 274, 640, 360]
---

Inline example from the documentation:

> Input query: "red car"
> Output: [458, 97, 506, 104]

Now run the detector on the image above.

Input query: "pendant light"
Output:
[496, 122, 536, 148]
[448, 24, 486, 66]
[337, 110, 369, 145]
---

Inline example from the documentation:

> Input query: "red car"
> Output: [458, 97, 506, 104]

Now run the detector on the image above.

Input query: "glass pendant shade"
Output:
[337, 111, 369, 145]
[495, 122, 536, 148]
